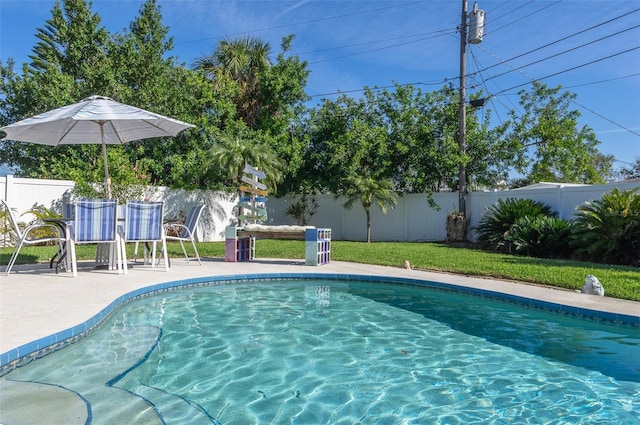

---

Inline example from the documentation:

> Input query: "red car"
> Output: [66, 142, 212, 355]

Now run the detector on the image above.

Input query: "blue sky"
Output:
[1, 0, 639, 174]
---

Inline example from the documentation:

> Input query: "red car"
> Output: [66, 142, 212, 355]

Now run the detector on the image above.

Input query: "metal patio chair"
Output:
[1, 199, 66, 275]
[125, 201, 169, 271]
[67, 199, 127, 276]
[164, 204, 205, 265]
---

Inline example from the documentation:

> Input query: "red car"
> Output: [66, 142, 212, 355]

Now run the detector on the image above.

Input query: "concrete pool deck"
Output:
[1, 257, 639, 356]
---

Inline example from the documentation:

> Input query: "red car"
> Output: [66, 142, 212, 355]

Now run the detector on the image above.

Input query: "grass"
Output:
[2, 240, 639, 302]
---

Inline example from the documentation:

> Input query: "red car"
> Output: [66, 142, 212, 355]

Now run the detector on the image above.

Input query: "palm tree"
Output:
[205, 124, 284, 193]
[338, 175, 398, 242]
[193, 36, 271, 128]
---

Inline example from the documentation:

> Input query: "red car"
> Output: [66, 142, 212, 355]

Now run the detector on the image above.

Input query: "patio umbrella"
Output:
[0, 95, 195, 198]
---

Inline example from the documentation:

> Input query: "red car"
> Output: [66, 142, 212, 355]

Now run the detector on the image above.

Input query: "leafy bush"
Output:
[285, 192, 319, 225]
[474, 197, 556, 253]
[508, 215, 573, 258]
[571, 188, 640, 266]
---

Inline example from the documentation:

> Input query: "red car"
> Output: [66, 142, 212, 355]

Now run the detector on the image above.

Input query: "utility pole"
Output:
[458, 0, 468, 218]
[455, 1, 484, 241]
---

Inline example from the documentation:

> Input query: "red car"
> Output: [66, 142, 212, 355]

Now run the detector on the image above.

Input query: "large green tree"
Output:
[0, 0, 217, 192]
[193, 35, 310, 194]
[202, 121, 284, 193]
[0, 0, 111, 180]
[297, 83, 508, 207]
[193, 36, 270, 129]
[506, 82, 614, 184]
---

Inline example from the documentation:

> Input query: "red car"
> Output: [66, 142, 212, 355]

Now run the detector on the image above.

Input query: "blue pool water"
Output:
[2, 279, 639, 424]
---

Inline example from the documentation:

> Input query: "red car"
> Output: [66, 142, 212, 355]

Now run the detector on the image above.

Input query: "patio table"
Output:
[42, 217, 73, 273]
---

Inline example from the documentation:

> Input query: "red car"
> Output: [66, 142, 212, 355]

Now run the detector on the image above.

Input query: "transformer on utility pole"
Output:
[468, 3, 486, 44]
[455, 1, 484, 241]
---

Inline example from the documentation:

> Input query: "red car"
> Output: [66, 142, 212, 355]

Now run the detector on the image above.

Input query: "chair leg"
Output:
[190, 238, 202, 265]
[159, 239, 169, 271]
[63, 226, 76, 276]
[68, 239, 78, 277]
[150, 241, 157, 266]
[4, 239, 26, 275]
[179, 240, 190, 262]
[119, 237, 128, 275]
[133, 241, 140, 263]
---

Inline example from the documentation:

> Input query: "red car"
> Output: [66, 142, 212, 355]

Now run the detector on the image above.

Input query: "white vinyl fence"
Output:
[0, 175, 237, 243]
[2, 175, 639, 242]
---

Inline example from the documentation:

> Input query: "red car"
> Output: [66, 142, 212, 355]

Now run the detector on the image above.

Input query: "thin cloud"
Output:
[274, 0, 314, 21]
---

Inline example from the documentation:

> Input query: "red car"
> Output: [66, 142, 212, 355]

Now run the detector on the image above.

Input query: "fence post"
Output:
[4, 175, 14, 204]
[556, 184, 565, 219]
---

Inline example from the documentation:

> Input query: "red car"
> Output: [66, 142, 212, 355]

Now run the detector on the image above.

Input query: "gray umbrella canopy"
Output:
[0, 95, 195, 198]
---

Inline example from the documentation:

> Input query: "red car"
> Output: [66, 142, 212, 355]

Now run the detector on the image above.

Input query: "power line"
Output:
[478, 24, 640, 85]
[307, 3, 639, 96]
[308, 30, 456, 65]
[294, 28, 453, 56]
[485, 0, 562, 35]
[310, 54, 640, 101]
[309, 78, 450, 99]
[485, 0, 534, 24]
[563, 73, 640, 89]
[470, 7, 640, 76]
[174, 1, 429, 46]
[492, 45, 640, 96]
[572, 100, 640, 137]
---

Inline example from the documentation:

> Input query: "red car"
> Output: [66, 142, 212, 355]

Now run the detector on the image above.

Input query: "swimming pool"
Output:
[1, 277, 639, 424]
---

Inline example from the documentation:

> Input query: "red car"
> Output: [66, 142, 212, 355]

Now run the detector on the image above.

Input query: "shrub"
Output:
[474, 197, 556, 253]
[570, 188, 640, 266]
[285, 192, 319, 225]
[508, 215, 574, 258]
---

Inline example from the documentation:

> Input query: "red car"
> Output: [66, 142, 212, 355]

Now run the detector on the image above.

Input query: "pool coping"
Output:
[2, 260, 639, 376]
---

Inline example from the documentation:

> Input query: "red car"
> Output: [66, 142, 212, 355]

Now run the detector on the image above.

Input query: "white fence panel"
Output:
[2, 175, 639, 242]
[2, 175, 75, 221]
[1, 176, 237, 242]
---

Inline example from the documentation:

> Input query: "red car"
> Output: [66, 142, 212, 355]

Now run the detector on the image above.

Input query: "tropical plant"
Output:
[0, 202, 13, 247]
[285, 192, 319, 225]
[570, 188, 640, 266]
[507, 215, 573, 258]
[193, 36, 270, 129]
[338, 175, 398, 243]
[474, 197, 556, 253]
[0, 203, 61, 244]
[204, 122, 285, 193]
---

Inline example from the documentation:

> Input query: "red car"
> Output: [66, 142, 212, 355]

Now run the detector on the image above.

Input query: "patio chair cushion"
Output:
[74, 199, 118, 242]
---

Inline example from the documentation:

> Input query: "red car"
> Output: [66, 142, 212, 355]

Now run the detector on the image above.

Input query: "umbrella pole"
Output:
[100, 122, 112, 199]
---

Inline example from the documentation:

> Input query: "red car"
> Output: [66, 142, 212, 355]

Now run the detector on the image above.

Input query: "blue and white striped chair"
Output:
[68, 199, 127, 276]
[164, 204, 205, 265]
[125, 201, 169, 271]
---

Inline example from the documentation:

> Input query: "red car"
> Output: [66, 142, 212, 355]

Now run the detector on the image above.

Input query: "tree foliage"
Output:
[193, 34, 310, 194]
[0, 0, 617, 202]
[0, 0, 210, 190]
[506, 81, 614, 185]
[619, 157, 640, 180]
[297, 83, 509, 207]
[338, 174, 398, 243]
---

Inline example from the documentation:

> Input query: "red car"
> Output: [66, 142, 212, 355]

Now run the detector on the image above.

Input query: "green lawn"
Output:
[2, 240, 639, 302]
